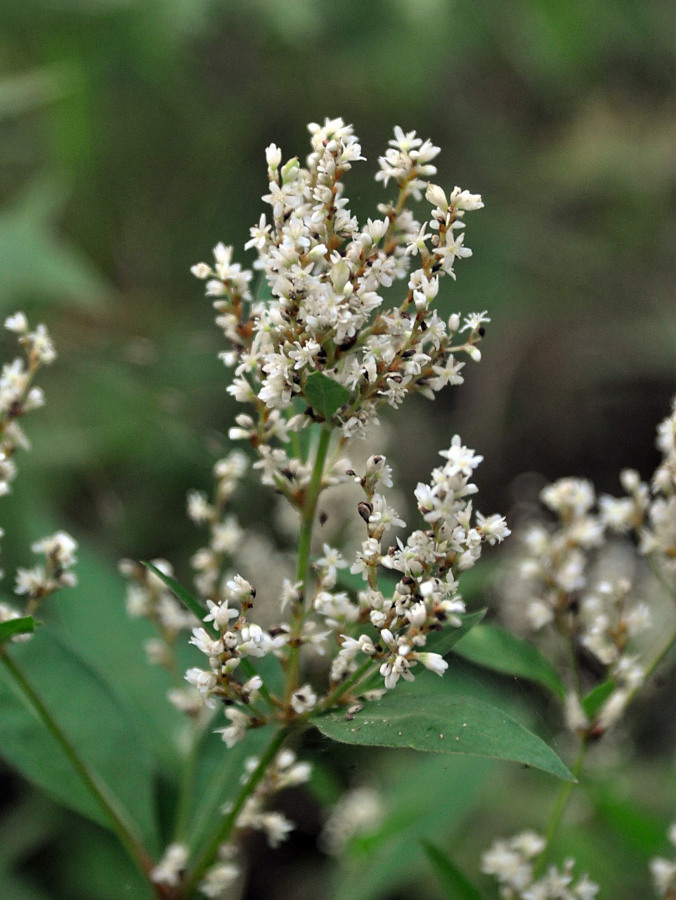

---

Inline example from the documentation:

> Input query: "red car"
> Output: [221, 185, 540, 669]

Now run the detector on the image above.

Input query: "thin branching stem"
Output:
[179, 725, 290, 898]
[534, 738, 587, 879]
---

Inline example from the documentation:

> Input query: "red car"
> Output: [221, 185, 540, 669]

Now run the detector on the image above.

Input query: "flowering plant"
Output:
[0, 119, 673, 900]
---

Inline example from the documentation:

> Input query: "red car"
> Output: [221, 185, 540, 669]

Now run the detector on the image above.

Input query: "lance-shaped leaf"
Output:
[315, 693, 573, 781]
[303, 371, 350, 420]
[582, 678, 616, 719]
[0, 616, 34, 643]
[425, 609, 486, 658]
[142, 561, 207, 627]
[0, 631, 158, 850]
[453, 623, 566, 699]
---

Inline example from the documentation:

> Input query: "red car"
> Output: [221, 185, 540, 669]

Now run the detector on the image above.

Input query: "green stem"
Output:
[533, 739, 587, 879]
[179, 726, 290, 898]
[298, 427, 332, 592]
[284, 426, 332, 706]
[627, 625, 676, 708]
[173, 723, 204, 844]
[319, 659, 378, 712]
[0, 649, 155, 882]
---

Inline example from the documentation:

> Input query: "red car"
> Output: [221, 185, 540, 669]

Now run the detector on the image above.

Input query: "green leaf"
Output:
[254, 274, 274, 302]
[315, 693, 573, 781]
[425, 609, 487, 658]
[0, 631, 158, 850]
[0, 616, 34, 643]
[331, 753, 491, 900]
[0, 176, 111, 311]
[142, 561, 207, 628]
[453, 624, 566, 699]
[303, 371, 350, 419]
[422, 841, 485, 900]
[589, 777, 668, 855]
[582, 678, 616, 719]
[0, 64, 76, 120]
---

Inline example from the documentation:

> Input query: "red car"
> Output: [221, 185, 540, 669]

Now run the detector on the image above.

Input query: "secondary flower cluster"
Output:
[150, 749, 312, 896]
[178, 434, 509, 735]
[331, 438, 509, 690]
[506, 395, 676, 736]
[481, 831, 599, 899]
[119, 558, 197, 672]
[0, 315, 78, 639]
[0, 312, 56, 498]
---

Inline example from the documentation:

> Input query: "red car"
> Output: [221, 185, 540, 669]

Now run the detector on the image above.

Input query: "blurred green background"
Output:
[0, 0, 674, 898]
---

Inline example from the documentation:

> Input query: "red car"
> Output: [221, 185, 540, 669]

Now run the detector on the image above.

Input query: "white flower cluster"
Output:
[318, 785, 384, 855]
[173, 119, 509, 748]
[118, 558, 197, 672]
[509, 395, 676, 735]
[234, 748, 311, 846]
[0, 312, 57, 558]
[183, 749, 311, 897]
[650, 822, 676, 898]
[192, 117, 488, 468]
[14, 531, 78, 600]
[0, 316, 78, 639]
[187, 449, 248, 602]
[331, 438, 509, 690]
[0, 530, 78, 641]
[600, 396, 676, 579]
[481, 831, 599, 899]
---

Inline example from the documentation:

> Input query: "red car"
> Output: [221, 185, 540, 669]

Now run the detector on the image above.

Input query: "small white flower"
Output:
[416, 651, 448, 677]
[150, 843, 188, 887]
[291, 683, 317, 714]
[4, 312, 28, 333]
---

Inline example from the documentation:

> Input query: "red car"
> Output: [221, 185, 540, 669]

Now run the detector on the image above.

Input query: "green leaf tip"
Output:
[141, 561, 207, 627]
[303, 370, 351, 420]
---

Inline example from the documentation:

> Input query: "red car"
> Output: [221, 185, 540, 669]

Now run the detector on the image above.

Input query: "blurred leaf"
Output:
[0, 788, 60, 869]
[0, 631, 158, 851]
[9, 508, 186, 779]
[331, 752, 491, 900]
[52, 808, 152, 900]
[0, 177, 111, 310]
[589, 777, 668, 856]
[303, 371, 350, 420]
[0, 616, 34, 643]
[315, 693, 573, 781]
[0, 873, 51, 900]
[0, 64, 76, 120]
[582, 679, 616, 719]
[422, 840, 485, 900]
[454, 624, 566, 700]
